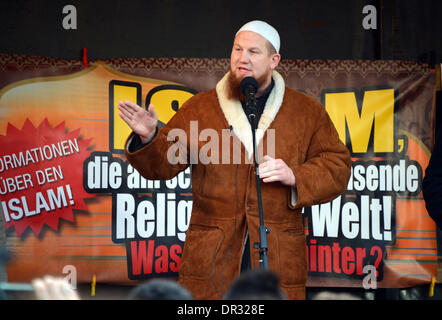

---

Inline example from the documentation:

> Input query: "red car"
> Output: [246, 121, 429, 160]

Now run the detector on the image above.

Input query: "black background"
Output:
[0, 0, 440, 65]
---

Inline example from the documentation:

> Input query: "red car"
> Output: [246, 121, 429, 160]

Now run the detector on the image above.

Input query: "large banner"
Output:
[0, 54, 437, 288]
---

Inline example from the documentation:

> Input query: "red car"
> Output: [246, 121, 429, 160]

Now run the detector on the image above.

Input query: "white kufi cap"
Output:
[236, 20, 280, 53]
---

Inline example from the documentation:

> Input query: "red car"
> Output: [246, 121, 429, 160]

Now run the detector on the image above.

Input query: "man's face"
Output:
[230, 31, 280, 91]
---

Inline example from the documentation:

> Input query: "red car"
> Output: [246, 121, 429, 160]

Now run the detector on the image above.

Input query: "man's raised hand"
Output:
[118, 101, 158, 144]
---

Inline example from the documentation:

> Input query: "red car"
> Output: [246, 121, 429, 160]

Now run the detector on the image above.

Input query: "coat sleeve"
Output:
[124, 108, 191, 181]
[289, 106, 351, 209]
[423, 129, 442, 229]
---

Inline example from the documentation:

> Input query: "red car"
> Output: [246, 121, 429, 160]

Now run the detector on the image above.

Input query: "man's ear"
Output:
[270, 53, 281, 70]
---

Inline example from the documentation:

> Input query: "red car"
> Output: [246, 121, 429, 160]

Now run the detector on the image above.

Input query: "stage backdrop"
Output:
[0, 54, 437, 288]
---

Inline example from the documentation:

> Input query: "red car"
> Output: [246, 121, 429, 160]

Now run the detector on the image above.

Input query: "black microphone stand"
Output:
[245, 91, 270, 271]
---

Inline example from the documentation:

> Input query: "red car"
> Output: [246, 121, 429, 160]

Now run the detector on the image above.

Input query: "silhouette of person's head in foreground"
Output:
[223, 269, 287, 300]
[127, 279, 193, 300]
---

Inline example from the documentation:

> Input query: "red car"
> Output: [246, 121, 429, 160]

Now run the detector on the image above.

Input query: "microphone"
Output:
[240, 77, 258, 98]
[240, 77, 258, 122]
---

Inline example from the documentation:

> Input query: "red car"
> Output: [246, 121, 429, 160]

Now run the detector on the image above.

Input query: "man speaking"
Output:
[118, 20, 351, 299]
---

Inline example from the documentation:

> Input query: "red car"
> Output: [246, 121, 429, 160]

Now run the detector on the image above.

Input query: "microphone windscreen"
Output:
[240, 77, 258, 95]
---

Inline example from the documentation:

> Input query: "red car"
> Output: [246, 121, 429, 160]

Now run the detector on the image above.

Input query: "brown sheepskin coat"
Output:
[125, 70, 351, 299]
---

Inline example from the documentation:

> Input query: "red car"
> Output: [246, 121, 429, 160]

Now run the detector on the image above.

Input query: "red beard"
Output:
[226, 70, 271, 101]
[226, 71, 243, 101]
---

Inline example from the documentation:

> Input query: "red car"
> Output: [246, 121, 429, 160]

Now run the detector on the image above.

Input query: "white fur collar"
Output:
[215, 70, 285, 160]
